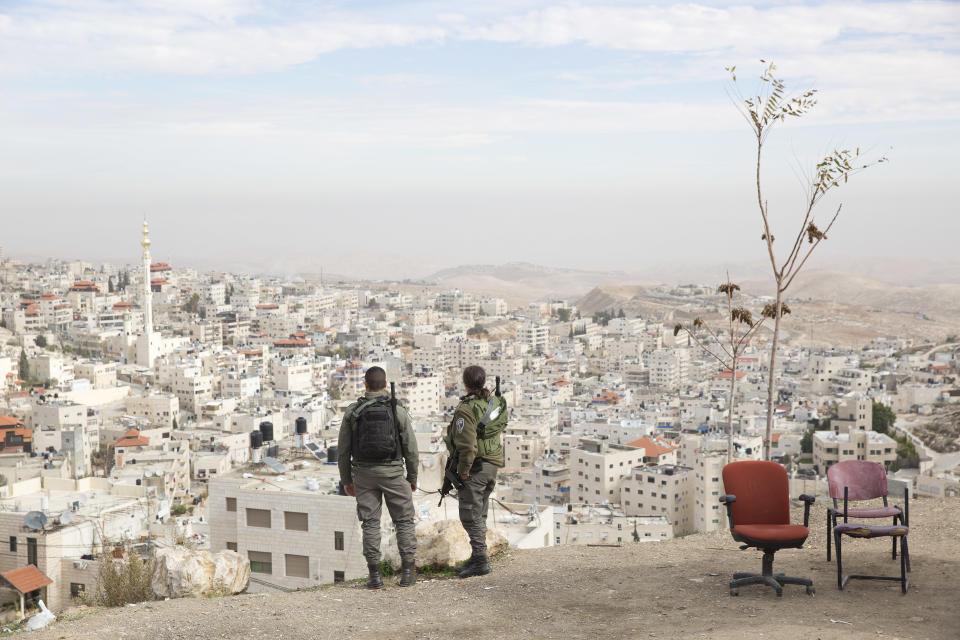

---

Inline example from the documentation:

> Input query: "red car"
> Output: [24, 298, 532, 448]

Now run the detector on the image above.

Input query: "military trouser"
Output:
[354, 473, 417, 564]
[458, 460, 498, 555]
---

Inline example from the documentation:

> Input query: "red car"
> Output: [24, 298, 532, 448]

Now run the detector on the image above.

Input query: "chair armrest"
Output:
[798, 494, 815, 527]
[719, 494, 736, 528]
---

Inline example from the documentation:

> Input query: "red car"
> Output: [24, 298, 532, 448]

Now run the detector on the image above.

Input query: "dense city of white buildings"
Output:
[0, 229, 958, 612]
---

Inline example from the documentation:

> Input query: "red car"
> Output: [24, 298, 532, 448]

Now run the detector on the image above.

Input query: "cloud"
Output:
[0, 1, 446, 75]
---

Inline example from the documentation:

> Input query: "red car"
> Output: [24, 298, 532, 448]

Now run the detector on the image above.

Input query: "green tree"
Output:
[0, 317, 6, 329]
[727, 61, 887, 460]
[467, 324, 488, 337]
[556, 308, 572, 322]
[18, 350, 30, 383]
[182, 293, 201, 315]
[35, 335, 48, 348]
[328, 386, 341, 400]
[172, 418, 178, 429]
[108, 277, 115, 293]
[171, 504, 188, 516]
[800, 427, 814, 454]
[872, 401, 896, 434]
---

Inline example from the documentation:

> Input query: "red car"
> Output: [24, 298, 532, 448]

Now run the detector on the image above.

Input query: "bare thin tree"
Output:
[675, 277, 768, 462]
[726, 61, 887, 460]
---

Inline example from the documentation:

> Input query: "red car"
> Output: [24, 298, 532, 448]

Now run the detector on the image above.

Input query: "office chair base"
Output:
[729, 550, 814, 597]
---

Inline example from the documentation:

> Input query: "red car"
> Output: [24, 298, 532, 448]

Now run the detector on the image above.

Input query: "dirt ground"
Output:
[32, 498, 959, 640]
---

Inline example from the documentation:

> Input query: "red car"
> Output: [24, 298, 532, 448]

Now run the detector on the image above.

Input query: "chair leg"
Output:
[826, 511, 833, 561]
[891, 516, 898, 559]
[900, 538, 908, 593]
[835, 529, 844, 590]
[902, 533, 911, 573]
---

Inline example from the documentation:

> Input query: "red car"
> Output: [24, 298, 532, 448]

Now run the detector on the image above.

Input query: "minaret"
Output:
[135, 219, 160, 368]
[141, 219, 153, 336]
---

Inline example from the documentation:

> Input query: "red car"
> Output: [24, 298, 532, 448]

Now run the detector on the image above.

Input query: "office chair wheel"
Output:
[806, 586, 815, 596]
[730, 588, 739, 596]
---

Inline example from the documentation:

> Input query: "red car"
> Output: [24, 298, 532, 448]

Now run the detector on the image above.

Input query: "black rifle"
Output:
[438, 452, 464, 506]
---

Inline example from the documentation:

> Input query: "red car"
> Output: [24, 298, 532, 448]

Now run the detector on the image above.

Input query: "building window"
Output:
[334, 531, 345, 551]
[285, 554, 310, 579]
[226, 542, 237, 552]
[284, 511, 308, 531]
[248, 551, 272, 574]
[70, 583, 85, 598]
[27, 538, 37, 567]
[9, 536, 16, 552]
[334, 571, 345, 583]
[226, 497, 236, 512]
[246, 508, 271, 528]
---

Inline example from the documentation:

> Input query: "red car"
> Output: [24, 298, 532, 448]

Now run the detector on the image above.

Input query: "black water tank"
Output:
[250, 430, 263, 449]
[295, 417, 307, 435]
[326, 445, 338, 463]
[259, 421, 274, 442]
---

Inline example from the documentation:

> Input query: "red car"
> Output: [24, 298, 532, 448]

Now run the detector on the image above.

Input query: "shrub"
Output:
[89, 551, 154, 607]
[171, 504, 188, 516]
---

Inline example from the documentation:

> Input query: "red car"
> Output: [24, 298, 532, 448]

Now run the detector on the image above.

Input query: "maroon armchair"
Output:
[720, 461, 816, 597]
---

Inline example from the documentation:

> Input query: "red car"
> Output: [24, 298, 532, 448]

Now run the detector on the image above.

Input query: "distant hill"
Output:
[424, 262, 650, 305]
[740, 270, 960, 317]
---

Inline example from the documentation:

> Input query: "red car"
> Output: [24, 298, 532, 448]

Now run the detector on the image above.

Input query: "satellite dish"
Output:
[144, 470, 153, 478]
[58, 511, 72, 526]
[24, 511, 48, 530]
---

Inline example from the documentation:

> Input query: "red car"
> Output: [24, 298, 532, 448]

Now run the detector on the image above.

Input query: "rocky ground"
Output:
[31, 498, 959, 640]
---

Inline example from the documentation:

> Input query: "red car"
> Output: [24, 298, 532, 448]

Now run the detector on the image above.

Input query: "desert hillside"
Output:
[33, 498, 959, 640]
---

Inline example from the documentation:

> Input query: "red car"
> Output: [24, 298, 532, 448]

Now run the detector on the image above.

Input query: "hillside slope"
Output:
[34, 499, 959, 640]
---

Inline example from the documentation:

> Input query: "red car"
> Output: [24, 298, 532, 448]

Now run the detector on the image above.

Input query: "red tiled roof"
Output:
[625, 437, 677, 458]
[150, 262, 172, 271]
[274, 339, 310, 347]
[113, 301, 137, 310]
[1, 565, 53, 594]
[771, 433, 783, 444]
[714, 369, 747, 379]
[38, 292, 59, 301]
[116, 429, 150, 448]
[0, 416, 24, 428]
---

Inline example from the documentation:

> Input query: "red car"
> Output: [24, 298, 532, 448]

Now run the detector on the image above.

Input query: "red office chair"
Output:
[720, 460, 816, 597]
[825, 460, 909, 572]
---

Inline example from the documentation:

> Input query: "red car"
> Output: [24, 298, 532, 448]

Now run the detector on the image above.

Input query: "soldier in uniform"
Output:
[446, 365, 507, 578]
[338, 366, 419, 588]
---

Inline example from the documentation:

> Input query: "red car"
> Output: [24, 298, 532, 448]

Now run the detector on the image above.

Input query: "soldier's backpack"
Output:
[351, 389, 402, 463]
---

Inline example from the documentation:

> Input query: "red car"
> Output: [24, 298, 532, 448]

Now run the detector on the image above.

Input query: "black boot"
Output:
[399, 557, 416, 587]
[458, 553, 491, 578]
[455, 553, 479, 577]
[366, 562, 384, 589]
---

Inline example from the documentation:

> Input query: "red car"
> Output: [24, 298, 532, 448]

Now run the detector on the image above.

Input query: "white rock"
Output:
[383, 520, 509, 570]
[152, 548, 249, 599]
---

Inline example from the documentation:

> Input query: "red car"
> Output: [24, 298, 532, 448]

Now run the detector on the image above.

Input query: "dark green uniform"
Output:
[445, 392, 507, 556]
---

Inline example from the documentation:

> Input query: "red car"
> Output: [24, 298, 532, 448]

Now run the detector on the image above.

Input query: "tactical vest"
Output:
[351, 397, 402, 463]
[461, 394, 508, 463]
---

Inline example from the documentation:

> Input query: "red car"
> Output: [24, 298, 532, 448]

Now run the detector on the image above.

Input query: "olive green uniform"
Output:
[445, 393, 506, 556]
[338, 390, 419, 563]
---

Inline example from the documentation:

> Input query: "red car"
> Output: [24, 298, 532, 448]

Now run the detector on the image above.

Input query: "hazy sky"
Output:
[1, 1, 958, 279]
